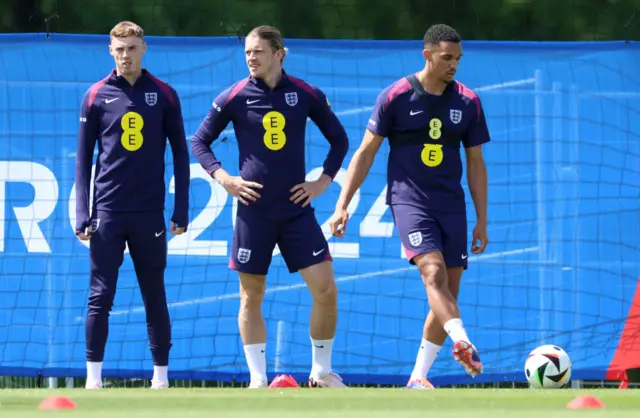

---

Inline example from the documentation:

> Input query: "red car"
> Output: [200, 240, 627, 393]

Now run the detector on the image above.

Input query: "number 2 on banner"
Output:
[359, 185, 404, 257]
[167, 164, 228, 256]
[70, 164, 401, 258]
[306, 167, 360, 258]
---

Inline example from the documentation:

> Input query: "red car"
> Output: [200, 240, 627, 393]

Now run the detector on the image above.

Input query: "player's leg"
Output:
[277, 210, 345, 388]
[238, 272, 267, 388]
[414, 252, 481, 378]
[437, 210, 482, 377]
[85, 211, 127, 389]
[393, 205, 478, 386]
[230, 205, 277, 388]
[126, 211, 171, 389]
[410, 267, 463, 385]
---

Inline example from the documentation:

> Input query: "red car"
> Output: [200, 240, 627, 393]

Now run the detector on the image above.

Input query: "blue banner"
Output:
[0, 34, 638, 385]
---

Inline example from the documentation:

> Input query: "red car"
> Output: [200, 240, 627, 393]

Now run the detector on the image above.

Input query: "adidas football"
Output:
[524, 344, 572, 388]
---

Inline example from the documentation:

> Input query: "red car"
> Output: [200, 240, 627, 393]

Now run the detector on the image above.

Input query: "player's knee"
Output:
[239, 274, 266, 310]
[416, 254, 447, 291]
[422, 267, 447, 291]
[240, 287, 265, 309]
[87, 293, 115, 313]
[312, 279, 337, 306]
[300, 261, 338, 305]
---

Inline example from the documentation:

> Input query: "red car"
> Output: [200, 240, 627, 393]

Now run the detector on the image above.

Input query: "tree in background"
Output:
[1, 0, 639, 41]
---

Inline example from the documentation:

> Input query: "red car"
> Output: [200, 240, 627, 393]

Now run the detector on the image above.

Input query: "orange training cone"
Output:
[268, 374, 300, 388]
[37, 395, 77, 410]
[566, 395, 605, 409]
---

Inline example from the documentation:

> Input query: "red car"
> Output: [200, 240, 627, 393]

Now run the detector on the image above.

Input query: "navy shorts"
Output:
[229, 205, 332, 275]
[391, 204, 468, 269]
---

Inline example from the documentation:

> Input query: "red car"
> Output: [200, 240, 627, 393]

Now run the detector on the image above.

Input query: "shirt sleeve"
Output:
[462, 94, 491, 148]
[74, 88, 99, 233]
[307, 87, 349, 180]
[190, 86, 235, 175]
[164, 86, 190, 230]
[366, 85, 395, 138]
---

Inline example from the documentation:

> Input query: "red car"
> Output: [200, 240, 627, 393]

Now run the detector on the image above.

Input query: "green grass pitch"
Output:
[0, 388, 639, 417]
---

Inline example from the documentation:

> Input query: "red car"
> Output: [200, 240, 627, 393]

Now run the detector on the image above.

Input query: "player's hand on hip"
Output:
[328, 208, 350, 238]
[170, 222, 185, 235]
[221, 176, 263, 206]
[471, 222, 488, 254]
[290, 175, 331, 208]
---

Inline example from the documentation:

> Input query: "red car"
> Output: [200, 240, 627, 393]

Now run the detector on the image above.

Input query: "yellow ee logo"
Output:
[421, 144, 443, 167]
[262, 111, 286, 151]
[121, 112, 144, 151]
[429, 118, 442, 140]
[421, 117, 444, 167]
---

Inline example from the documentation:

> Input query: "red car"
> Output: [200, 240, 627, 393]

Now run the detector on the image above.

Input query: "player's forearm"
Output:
[74, 134, 95, 232]
[171, 144, 191, 227]
[467, 160, 488, 223]
[336, 149, 374, 211]
[190, 136, 222, 174]
[74, 163, 92, 231]
[322, 132, 349, 180]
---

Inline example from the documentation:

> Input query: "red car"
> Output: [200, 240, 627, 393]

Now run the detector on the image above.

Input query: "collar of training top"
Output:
[248, 70, 292, 90]
[107, 68, 152, 83]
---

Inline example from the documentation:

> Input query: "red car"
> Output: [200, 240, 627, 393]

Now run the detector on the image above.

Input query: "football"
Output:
[524, 344, 572, 388]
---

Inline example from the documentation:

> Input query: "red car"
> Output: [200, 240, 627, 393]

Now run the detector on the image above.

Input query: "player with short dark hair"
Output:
[328, 23, 489, 389]
[191, 25, 349, 388]
[75, 20, 190, 390]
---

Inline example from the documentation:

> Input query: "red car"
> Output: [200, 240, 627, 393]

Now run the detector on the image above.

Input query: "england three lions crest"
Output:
[285, 92, 298, 107]
[408, 231, 422, 247]
[145, 92, 158, 106]
[237, 248, 251, 264]
[450, 109, 462, 124]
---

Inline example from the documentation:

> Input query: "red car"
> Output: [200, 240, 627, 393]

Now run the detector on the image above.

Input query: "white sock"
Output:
[152, 365, 168, 383]
[86, 361, 103, 383]
[310, 338, 334, 377]
[410, 339, 441, 380]
[244, 343, 267, 382]
[443, 318, 470, 344]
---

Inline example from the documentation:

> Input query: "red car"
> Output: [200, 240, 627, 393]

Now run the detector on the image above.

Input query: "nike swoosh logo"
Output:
[410, 110, 423, 115]
[155, 230, 165, 237]
[246, 99, 260, 105]
[461, 254, 468, 259]
[313, 249, 325, 256]
[105, 98, 119, 104]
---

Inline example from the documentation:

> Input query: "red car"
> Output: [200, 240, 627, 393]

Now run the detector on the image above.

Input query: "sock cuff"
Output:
[443, 318, 463, 331]
[243, 343, 266, 352]
[421, 339, 442, 349]
[310, 337, 334, 345]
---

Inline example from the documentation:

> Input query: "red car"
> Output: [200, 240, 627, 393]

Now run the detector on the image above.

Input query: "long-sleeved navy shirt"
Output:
[75, 69, 190, 233]
[191, 71, 349, 212]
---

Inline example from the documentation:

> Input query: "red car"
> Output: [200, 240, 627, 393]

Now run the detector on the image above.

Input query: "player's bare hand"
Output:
[76, 231, 92, 241]
[328, 208, 350, 238]
[290, 176, 330, 207]
[471, 222, 488, 254]
[221, 176, 263, 206]
[170, 222, 185, 235]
